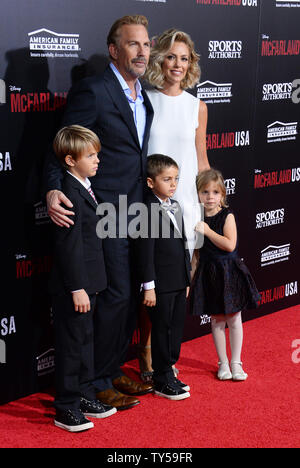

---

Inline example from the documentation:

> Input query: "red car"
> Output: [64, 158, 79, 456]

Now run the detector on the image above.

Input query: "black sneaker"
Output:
[175, 378, 190, 392]
[80, 397, 117, 419]
[54, 409, 94, 432]
[154, 381, 190, 401]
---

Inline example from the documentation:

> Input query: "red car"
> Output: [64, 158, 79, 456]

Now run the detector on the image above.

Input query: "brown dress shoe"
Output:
[112, 375, 154, 396]
[96, 388, 140, 411]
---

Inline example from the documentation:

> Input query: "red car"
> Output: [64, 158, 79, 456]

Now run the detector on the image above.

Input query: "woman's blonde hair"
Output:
[196, 168, 228, 208]
[145, 28, 201, 90]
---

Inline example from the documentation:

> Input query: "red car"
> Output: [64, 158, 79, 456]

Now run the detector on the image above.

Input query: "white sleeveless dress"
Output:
[146, 89, 201, 257]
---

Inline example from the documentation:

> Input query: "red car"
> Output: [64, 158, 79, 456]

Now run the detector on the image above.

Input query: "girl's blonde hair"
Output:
[145, 28, 201, 90]
[196, 168, 228, 208]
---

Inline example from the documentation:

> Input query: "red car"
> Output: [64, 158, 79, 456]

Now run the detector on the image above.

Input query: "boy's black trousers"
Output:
[147, 288, 187, 384]
[52, 293, 97, 412]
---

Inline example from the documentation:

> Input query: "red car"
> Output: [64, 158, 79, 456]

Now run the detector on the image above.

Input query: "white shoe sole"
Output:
[154, 390, 190, 401]
[54, 420, 94, 432]
[83, 407, 117, 418]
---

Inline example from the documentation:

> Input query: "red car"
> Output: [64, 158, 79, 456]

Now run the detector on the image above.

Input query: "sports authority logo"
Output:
[267, 121, 298, 143]
[197, 80, 232, 104]
[262, 82, 293, 101]
[254, 167, 300, 188]
[208, 40, 242, 59]
[196, 0, 257, 6]
[261, 243, 290, 267]
[275, 0, 300, 7]
[28, 28, 80, 58]
[256, 208, 285, 229]
[206, 130, 250, 149]
[259, 281, 298, 305]
[261, 35, 300, 56]
[0, 79, 6, 105]
[224, 178, 236, 195]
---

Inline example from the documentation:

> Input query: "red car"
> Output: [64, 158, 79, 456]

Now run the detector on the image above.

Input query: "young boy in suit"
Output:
[50, 125, 116, 432]
[135, 155, 191, 400]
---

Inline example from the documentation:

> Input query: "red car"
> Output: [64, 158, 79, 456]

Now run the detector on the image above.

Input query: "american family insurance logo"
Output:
[36, 349, 55, 377]
[275, 0, 300, 7]
[28, 28, 80, 58]
[197, 80, 232, 104]
[267, 121, 298, 143]
[261, 243, 290, 267]
[196, 0, 257, 6]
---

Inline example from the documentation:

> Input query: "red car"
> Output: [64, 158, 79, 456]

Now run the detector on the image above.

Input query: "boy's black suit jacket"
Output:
[43, 65, 154, 205]
[49, 173, 107, 295]
[134, 191, 191, 294]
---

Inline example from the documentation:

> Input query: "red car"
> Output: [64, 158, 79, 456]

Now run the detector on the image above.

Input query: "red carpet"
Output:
[0, 306, 299, 448]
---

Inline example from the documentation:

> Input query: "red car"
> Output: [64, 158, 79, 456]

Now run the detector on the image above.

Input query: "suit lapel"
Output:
[65, 173, 98, 211]
[103, 66, 140, 148]
[141, 89, 154, 152]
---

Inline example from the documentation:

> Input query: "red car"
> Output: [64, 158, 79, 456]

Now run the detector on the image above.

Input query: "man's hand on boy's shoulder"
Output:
[143, 288, 156, 307]
[47, 189, 75, 227]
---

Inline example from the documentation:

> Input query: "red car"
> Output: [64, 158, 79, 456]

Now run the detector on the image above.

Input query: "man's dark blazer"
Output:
[135, 191, 191, 294]
[44, 65, 154, 206]
[49, 173, 107, 295]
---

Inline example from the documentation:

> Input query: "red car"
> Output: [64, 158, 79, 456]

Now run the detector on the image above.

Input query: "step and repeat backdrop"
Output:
[0, 0, 299, 404]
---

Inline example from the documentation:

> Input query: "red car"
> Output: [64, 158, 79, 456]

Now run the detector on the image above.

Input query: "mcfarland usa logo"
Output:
[258, 281, 298, 306]
[196, 0, 257, 6]
[267, 121, 298, 143]
[206, 130, 250, 149]
[0, 151, 13, 172]
[256, 208, 285, 229]
[208, 40, 242, 59]
[16, 254, 52, 279]
[197, 80, 232, 104]
[0, 316, 17, 364]
[261, 35, 300, 56]
[254, 167, 300, 188]
[9, 86, 67, 113]
[260, 243, 290, 267]
[28, 28, 80, 58]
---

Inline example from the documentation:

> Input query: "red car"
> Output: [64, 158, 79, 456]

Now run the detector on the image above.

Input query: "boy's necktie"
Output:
[88, 187, 98, 204]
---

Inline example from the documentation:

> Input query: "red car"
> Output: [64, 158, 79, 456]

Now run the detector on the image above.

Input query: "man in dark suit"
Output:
[135, 155, 191, 400]
[44, 15, 154, 410]
[50, 125, 117, 432]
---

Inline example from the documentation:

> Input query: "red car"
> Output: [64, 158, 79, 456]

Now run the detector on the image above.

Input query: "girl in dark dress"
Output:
[191, 169, 260, 381]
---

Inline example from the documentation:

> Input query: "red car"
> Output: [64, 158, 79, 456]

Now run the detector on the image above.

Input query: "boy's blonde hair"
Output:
[53, 125, 101, 169]
[196, 168, 228, 208]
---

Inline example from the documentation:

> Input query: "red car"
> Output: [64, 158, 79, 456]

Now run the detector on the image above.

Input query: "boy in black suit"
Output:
[50, 125, 116, 432]
[135, 155, 191, 400]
